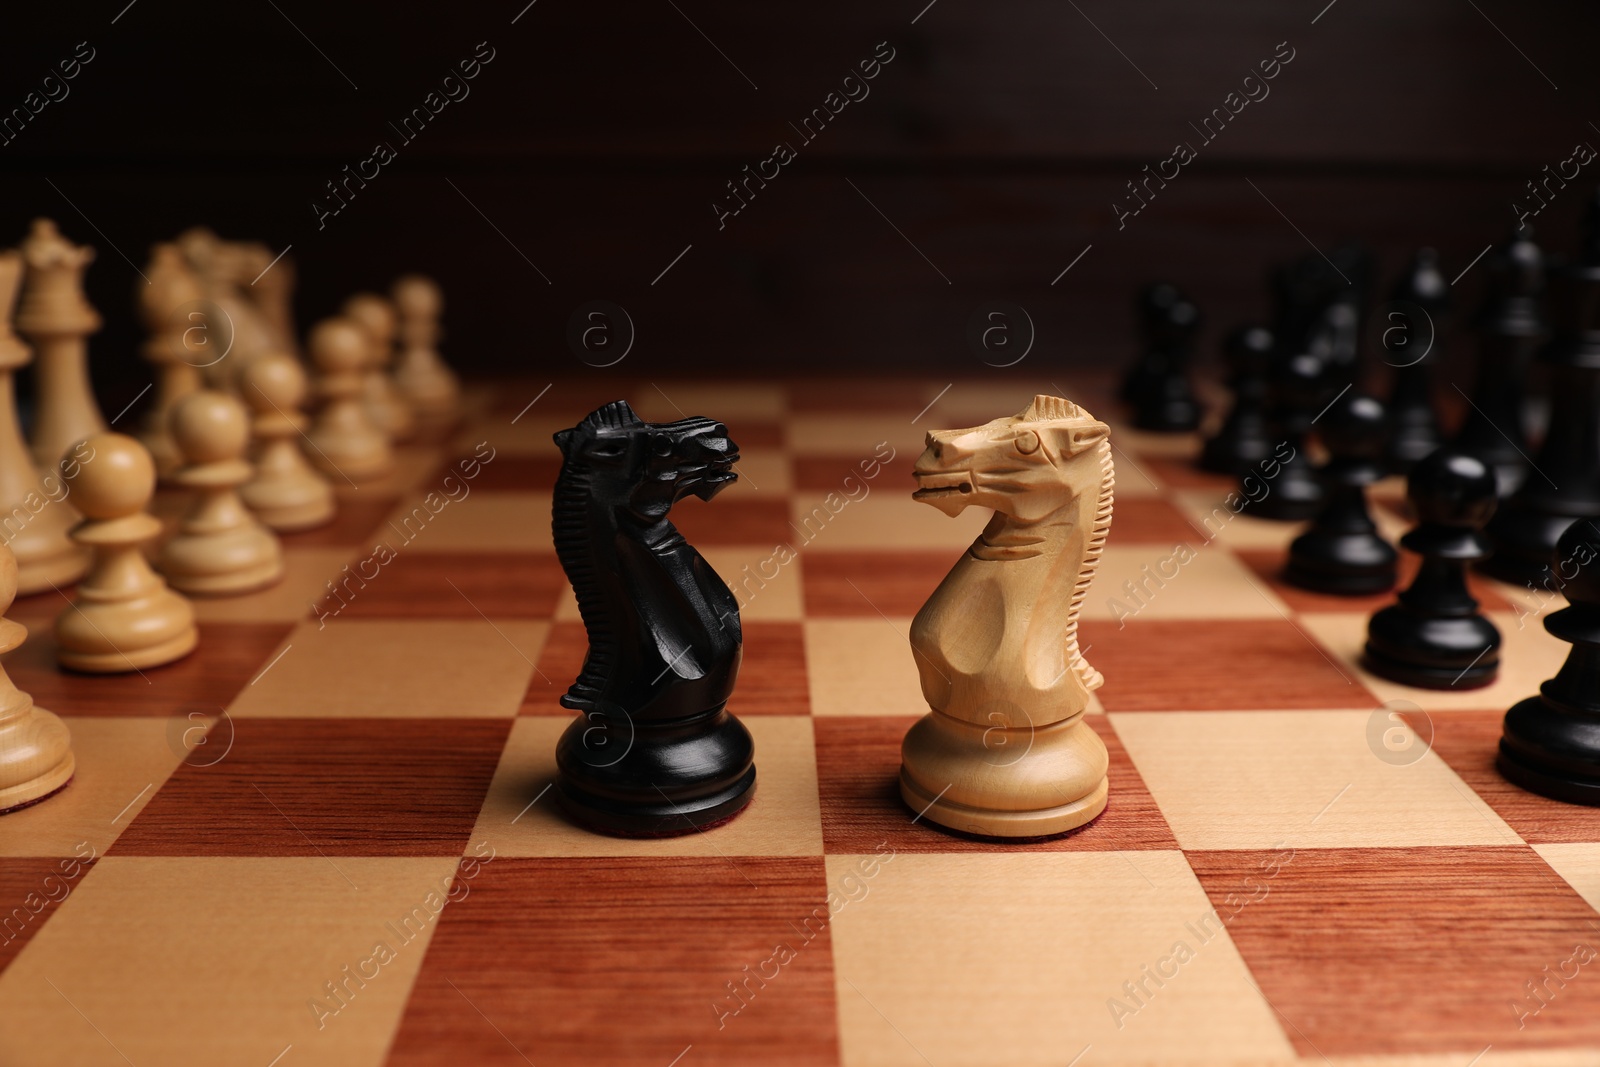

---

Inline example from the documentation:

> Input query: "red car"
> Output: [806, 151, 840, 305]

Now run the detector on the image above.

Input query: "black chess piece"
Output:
[1124, 283, 1201, 432]
[1499, 518, 1600, 805]
[1244, 351, 1325, 521]
[1285, 392, 1397, 594]
[1483, 191, 1600, 587]
[1363, 449, 1501, 689]
[1454, 223, 1546, 497]
[1383, 248, 1451, 473]
[1199, 324, 1275, 475]
[549, 401, 755, 836]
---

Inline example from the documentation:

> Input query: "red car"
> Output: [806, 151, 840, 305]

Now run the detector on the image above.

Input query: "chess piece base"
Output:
[1363, 606, 1501, 689]
[57, 623, 197, 674]
[1499, 695, 1600, 805]
[0, 705, 75, 813]
[14, 545, 89, 598]
[1285, 532, 1398, 595]
[241, 484, 336, 533]
[899, 709, 1109, 838]
[554, 707, 756, 837]
[160, 531, 284, 596]
[1482, 506, 1587, 587]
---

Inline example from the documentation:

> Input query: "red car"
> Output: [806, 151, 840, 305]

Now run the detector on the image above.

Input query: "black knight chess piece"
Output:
[550, 401, 755, 836]
[1483, 190, 1600, 587]
[1285, 391, 1397, 594]
[1363, 449, 1501, 689]
[1499, 518, 1600, 805]
[1199, 324, 1275, 475]
[1454, 222, 1546, 497]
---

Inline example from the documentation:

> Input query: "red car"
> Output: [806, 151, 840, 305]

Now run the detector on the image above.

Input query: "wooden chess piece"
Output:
[239, 352, 334, 531]
[1285, 391, 1397, 594]
[241, 242, 298, 355]
[0, 252, 87, 594]
[1199, 324, 1275, 475]
[304, 317, 392, 482]
[16, 219, 108, 471]
[1499, 518, 1600, 804]
[551, 401, 754, 836]
[156, 391, 284, 595]
[1245, 351, 1325, 521]
[900, 395, 1112, 838]
[55, 434, 197, 672]
[1455, 223, 1546, 497]
[343, 292, 415, 442]
[1383, 248, 1450, 474]
[1363, 449, 1500, 689]
[138, 243, 208, 478]
[1483, 191, 1600, 587]
[0, 541, 74, 812]
[391, 274, 460, 430]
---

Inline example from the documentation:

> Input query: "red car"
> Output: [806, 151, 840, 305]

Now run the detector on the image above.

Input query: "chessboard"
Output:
[2, 374, 1599, 1067]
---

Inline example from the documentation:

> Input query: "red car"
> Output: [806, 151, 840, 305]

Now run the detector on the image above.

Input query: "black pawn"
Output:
[1499, 518, 1600, 805]
[1483, 190, 1600, 587]
[1124, 284, 1201, 431]
[1454, 223, 1546, 497]
[1363, 449, 1501, 689]
[1285, 392, 1397, 594]
[1244, 351, 1324, 521]
[1200, 324, 1275, 475]
[550, 401, 755, 837]
[1383, 248, 1451, 473]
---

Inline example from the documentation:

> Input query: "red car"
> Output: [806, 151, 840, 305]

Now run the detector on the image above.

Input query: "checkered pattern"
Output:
[2, 377, 1599, 1066]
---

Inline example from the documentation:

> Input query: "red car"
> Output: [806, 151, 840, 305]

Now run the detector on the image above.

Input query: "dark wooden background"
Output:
[2, 0, 1597, 403]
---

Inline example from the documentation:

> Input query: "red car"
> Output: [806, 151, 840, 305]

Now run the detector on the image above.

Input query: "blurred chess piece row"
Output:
[0, 217, 461, 813]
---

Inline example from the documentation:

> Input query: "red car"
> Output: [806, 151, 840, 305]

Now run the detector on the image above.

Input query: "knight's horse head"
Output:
[554, 400, 740, 524]
[913, 394, 1109, 523]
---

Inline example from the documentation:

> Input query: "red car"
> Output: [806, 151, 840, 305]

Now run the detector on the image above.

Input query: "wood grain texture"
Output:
[108, 718, 510, 856]
[386, 857, 841, 1067]
[815, 715, 1177, 853]
[800, 550, 956, 616]
[3, 621, 294, 718]
[1188, 847, 1600, 1056]
[1085, 617, 1378, 710]
[321, 551, 566, 619]
[277, 495, 401, 548]
[669, 498, 796, 547]
[0, 856, 95, 970]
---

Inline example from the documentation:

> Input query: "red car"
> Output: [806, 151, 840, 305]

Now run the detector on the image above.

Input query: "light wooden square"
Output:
[0, 718, 188, 858]
[190, 548, 352, 623]
[804, 619, 925, 718]
[790, 492, 989, 552]
[380, 492, 552, 552]
[829, 851, 1294, 1066]
[0, 855, 461, 1067]
[630, 381, 787, 421]
[1111, 710, 1520, 850]
[1170, 488, 1304, 550]
[788, 414, 927, 463]
[1297, 610, 1570, 712]
[227, 620, 546, 718]
[1083, 544, 1290, 621]
[470, 715, 822, 857]
[1099, 439, 1165, 499]
[1535, 844, 1600, 912]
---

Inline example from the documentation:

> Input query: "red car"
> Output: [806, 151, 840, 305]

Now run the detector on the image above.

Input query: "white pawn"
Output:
[344, 292, 415, 442]
[157, 391, 284, 595]
[391, 274, 460, 431]
[239, 352, 334, 531]
[55, 434, 197, 672]
[0, 541, 74, 812]
[304, 317, 391, 482]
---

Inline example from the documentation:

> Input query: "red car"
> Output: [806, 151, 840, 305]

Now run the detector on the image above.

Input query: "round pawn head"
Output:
[392, 274, 441, 316]
[1320, 392, 1387, 465]
[1279, 351, 1327, 410]
[308, 317, 369, 374]
[1555, 519, 1600, 608]
[62, 433, 156, 521]
[1136, 282, 1182, 324]
[1224, 324, 1274, 372]
[1408, 448, 1498, 530]
[170, 391, 249, 465]
[240, 352, 308, 414]
[1393, 247, 1450, 314]
[343, 293, 396, 348]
